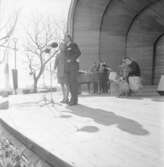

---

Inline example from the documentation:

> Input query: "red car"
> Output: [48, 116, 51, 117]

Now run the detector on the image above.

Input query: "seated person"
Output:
[124, 57, 142, 94]
[124, 57, 141, 78]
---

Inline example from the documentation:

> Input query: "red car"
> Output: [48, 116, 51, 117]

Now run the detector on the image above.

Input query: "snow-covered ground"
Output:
[0, 93, 164, 167]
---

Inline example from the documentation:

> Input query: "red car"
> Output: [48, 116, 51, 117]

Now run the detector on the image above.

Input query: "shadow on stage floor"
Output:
[79, 94, 144, 100]
[64, 104, 149, 136]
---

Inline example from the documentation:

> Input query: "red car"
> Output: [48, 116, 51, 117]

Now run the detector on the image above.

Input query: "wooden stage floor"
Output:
[0, 93, 164, 167]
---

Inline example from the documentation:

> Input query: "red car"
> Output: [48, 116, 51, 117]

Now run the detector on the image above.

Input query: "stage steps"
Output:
[134, 85, 159, 97]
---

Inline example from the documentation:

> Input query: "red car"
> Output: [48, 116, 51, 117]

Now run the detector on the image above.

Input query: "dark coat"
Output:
[128, 61, 141, 77]
[64, 42, 81, 73]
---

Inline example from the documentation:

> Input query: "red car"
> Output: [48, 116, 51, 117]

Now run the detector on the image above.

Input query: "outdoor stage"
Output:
[0, 93, 164, 167]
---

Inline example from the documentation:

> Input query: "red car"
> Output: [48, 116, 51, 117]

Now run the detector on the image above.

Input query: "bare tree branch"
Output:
[23, 16, 64, 92]
[0, 44, 18, 50]
[0, 12, 18, 42]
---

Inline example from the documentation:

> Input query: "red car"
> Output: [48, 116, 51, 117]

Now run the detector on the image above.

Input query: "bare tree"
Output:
[0, 9, 19, 49]
[0, 1, 19, 94]
[24, 17, 62, 92]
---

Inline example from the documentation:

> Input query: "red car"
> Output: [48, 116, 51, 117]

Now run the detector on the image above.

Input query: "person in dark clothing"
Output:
[124, 57, 142, 95]
[99, 63, 110, 93]
[64, 34, 81, 105]
[124, 57, 141, 78]
[91, 62, 99, 93]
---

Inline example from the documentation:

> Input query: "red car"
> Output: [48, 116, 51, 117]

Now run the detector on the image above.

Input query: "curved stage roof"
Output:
[67, 0, 164, 84]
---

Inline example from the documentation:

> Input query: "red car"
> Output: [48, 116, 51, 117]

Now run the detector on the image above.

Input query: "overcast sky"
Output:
[2, 0, 71, 18]
[0, 0, 71, 89]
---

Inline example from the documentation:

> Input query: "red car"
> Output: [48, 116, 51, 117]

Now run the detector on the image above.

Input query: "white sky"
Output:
[2, 0, 71, 28]
[2, 0, 70, 17]
[0, 0, 71, 89]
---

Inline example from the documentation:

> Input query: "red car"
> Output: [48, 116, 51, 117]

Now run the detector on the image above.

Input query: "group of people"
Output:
[91, 62, 111, 94]
[54, 34, 142, 103]
[90, 57, 142, 96]
[54, 34, 81, 106]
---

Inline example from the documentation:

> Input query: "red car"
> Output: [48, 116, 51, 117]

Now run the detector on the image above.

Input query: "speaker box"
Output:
[12, 69, 18, 90]
[157, 75, 164, 96]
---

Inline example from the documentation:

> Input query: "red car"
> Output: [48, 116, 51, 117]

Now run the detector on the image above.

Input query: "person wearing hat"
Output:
[64, 34, 81, 105]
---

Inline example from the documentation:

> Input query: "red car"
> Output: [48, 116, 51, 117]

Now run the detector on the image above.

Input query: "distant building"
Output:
[67, 0, 164, 85]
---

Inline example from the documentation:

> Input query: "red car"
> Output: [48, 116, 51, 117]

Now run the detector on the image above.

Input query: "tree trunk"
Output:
[33, 79, 38, 93]
[32, 66, 44, 93]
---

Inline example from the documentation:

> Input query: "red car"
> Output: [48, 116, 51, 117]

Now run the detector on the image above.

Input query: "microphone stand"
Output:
[40, 61, 58, 107]
[39, 42, 61, 107]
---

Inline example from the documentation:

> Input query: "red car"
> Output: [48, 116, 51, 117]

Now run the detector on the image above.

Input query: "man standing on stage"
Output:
[64, 34, 81, 106]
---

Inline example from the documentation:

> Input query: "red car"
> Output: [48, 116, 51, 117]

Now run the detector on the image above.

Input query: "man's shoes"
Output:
[60, 99, 69, 104]
[68, 101, 78, 106]
[64, 99, 69, 104]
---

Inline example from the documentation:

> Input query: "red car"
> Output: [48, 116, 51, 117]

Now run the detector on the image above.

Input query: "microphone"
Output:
[43, 42, 58, 53]
[50, 42, 58, 48]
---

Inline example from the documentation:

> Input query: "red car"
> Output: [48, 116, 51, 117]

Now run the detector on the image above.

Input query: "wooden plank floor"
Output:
[0, 93, 164, 167]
